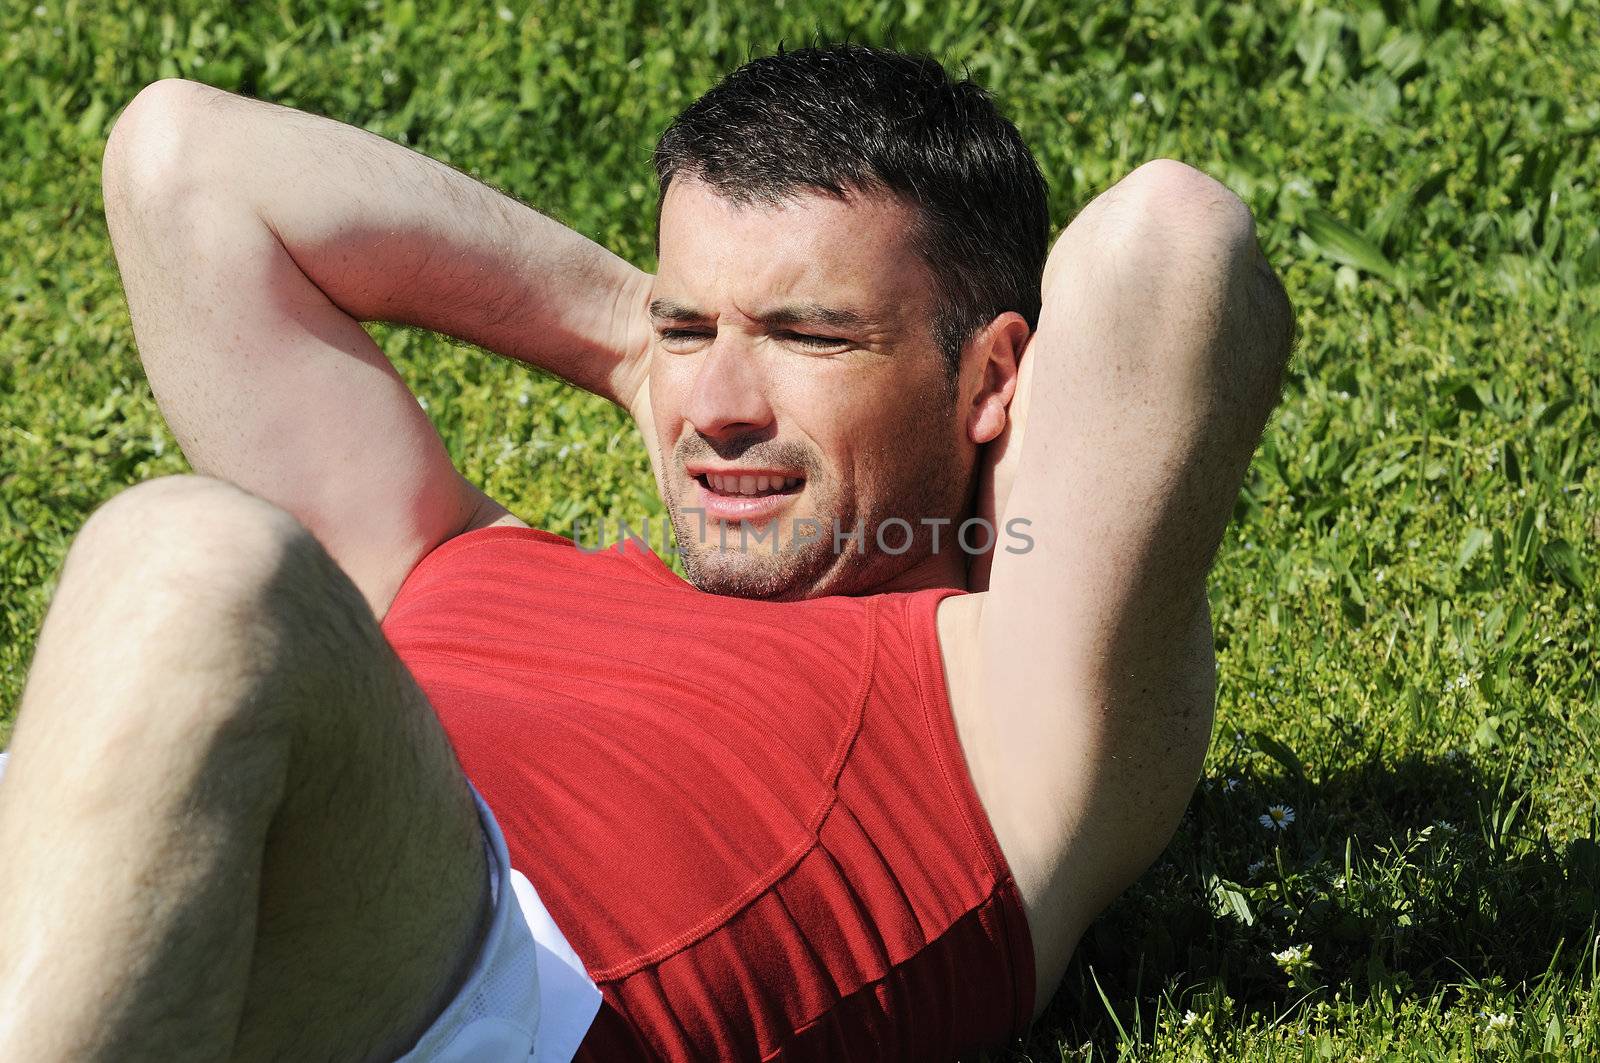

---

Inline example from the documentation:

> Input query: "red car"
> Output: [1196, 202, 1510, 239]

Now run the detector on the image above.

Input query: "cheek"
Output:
[864, 389, 963, 492]
[650, 354, 678, 401]
[774, 380, 858, 468]
[785, 370, 919, 462]
[649, 358, 691, 436]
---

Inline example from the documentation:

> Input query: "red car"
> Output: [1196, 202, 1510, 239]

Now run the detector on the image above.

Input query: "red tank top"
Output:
[380, 525, 1034, 1061]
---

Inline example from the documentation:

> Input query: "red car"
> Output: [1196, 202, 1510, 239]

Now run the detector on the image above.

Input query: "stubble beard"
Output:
[667, 475, 863, 600]
[667, 428, 965, 601]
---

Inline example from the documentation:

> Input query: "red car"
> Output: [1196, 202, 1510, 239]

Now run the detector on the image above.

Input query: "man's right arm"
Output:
[102, 78, 654, 619]
[112, 78, 655, 405]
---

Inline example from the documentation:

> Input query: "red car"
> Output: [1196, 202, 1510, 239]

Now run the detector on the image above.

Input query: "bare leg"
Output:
[0, 475, 489, 1061]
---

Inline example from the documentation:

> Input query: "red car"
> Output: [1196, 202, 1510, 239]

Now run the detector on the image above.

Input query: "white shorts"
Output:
[0, 751, 601, 1062]
[396, 782, 602, 1062]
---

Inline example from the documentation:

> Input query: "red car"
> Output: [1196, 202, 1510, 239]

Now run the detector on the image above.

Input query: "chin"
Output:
[681, 538, 861, 601]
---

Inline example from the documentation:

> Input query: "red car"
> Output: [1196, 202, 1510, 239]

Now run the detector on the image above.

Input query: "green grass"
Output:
[2, 0, 1597, 1057]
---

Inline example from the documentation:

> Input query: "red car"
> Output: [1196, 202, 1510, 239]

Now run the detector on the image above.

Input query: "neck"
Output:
[862, 544, 971, 595]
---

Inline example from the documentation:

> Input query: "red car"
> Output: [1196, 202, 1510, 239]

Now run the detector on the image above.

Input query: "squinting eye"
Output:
[659, 329, 710, 343]
[785, 333, 846, 349]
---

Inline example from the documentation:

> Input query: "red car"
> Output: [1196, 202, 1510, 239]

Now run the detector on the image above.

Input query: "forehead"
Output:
[655, 175, 932, 323]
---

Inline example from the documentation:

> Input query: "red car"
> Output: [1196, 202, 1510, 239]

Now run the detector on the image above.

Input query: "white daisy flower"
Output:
[1260, 804, 1295, 831]
[1247, 858, 1267, 877]
[1182, 1009, 1199, 1028]
[1272, 944, 1313, 973]
[1479, 1010, 1511, 1031]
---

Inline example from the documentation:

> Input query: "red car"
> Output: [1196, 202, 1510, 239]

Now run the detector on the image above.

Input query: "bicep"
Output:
[106, 178, 479, 622]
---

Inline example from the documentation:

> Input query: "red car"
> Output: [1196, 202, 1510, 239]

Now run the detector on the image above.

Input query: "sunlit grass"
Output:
[2, 0, 1597, 1057]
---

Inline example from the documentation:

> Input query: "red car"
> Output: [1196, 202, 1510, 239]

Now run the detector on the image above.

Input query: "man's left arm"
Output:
[971, 160, 1295, 960]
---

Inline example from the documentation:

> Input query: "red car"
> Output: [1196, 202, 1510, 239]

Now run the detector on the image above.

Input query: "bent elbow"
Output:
[103, 78, 215, 209]
[1049, 158, 1263, 297]
[1124, 158, 1257, 249]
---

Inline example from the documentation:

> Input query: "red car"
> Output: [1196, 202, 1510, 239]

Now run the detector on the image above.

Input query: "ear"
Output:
[963, 311, 1031, 446]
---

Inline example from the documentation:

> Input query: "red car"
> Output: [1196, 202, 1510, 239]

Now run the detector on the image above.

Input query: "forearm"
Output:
[108, 78, 651, 408]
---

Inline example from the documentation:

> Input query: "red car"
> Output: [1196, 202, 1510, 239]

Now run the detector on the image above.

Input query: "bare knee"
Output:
[77, 473, 356, 622]
[26, 476, 349, 739]
[68, 472, 380, 668]
[73, 474, 305, 580]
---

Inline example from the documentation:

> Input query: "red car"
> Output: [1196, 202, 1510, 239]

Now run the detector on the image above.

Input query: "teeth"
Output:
[702, 473, 803, 496]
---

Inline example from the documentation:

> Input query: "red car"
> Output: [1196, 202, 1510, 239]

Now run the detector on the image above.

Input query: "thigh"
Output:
[244, 519, 488, 1062]
[134, 476, 493, 1062]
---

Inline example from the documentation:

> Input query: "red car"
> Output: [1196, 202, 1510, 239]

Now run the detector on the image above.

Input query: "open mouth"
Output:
[694, 472, 805, 498]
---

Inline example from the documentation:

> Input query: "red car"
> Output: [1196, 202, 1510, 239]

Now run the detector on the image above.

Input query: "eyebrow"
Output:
[649, 299, 874, 332]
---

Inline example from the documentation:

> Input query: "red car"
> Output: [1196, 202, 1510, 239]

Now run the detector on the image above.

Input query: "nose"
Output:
[683, 334, 775, 442]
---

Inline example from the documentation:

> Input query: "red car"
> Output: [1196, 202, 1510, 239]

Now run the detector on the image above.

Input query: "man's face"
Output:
[646, 175, 975, 600]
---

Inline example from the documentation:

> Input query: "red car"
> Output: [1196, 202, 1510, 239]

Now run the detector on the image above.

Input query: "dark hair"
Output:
[652, 42, 1050, 384]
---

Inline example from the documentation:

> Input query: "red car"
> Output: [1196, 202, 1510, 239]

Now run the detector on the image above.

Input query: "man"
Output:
[0, 43, 1293, 1062]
